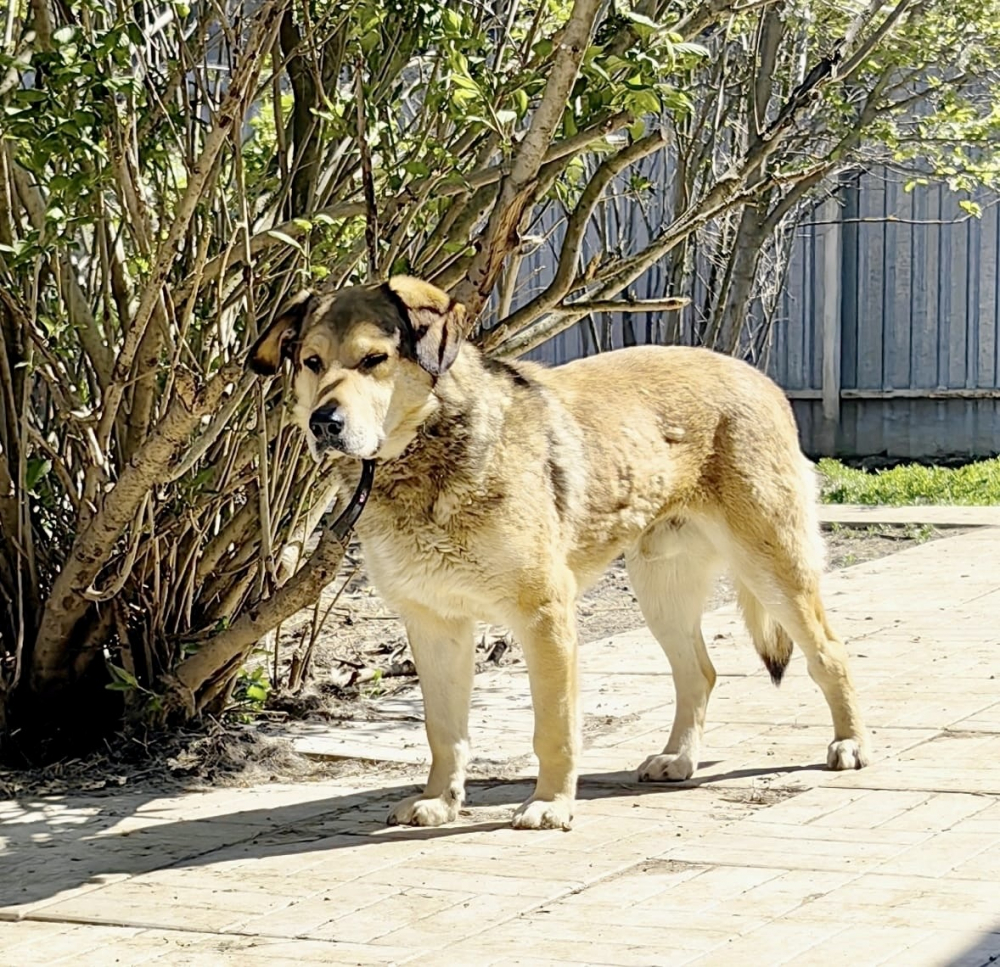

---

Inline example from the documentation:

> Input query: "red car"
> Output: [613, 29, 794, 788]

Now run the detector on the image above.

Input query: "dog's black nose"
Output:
[309, 407, 345, 441]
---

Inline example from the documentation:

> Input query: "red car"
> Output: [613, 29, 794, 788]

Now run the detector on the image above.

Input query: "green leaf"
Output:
[246, 683, 268, 703]
[107, 663, 139, 689]
[25, 457, 51, 491]
[958, 199, 982, 217]
[624, 89, 662, 117]
[625, 11, 661, 31]
[672, 42, 709, 58]
[532, 39, 553, 60]
[266, 230, 307, 255]
[450, 73, 482, 95]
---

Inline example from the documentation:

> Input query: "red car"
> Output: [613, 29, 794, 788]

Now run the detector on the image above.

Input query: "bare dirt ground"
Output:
[0, 523, 950, 800]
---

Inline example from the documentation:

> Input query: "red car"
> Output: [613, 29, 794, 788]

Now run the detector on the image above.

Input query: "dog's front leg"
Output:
[388, 608, 475, 828]
[509, 591, 580, 831]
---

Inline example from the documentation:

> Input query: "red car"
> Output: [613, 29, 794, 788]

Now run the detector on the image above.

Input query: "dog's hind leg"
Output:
[726, 511, 871, 772]
[625, 521, 719, 782]
[387, 607, 475, 827]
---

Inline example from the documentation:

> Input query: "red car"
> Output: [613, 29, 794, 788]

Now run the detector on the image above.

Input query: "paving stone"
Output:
[704, 867, 858, 920]
[778, 923, 936, 967]
[307, 886, 477, 944]
[671, 918, 846, 965]
[0, 919, 80, 954]
[879, 928, 1000, 967]
[434, 937, 696, 966]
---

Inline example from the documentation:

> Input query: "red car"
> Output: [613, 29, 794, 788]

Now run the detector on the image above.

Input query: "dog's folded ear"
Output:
[385, 276, 466, 377]
[247, 291, 313, 376]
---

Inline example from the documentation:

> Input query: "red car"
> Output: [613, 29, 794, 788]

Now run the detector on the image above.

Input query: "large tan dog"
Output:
[248, 276, 870, 831]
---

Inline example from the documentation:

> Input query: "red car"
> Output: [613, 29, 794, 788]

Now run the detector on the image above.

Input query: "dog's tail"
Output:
[737, 584, 794, 686]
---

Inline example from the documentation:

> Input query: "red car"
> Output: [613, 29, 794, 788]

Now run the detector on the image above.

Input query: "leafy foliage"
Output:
[818, 459, 1000, 506]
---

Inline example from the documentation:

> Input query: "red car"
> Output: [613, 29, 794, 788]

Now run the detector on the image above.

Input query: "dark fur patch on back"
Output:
[546, 431, 569, 520]
[761, 653, 790, 687]
[482, 355, 533, 389]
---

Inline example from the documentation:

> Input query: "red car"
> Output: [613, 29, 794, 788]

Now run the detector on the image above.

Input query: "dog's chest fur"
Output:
[347, 391, 520, 620]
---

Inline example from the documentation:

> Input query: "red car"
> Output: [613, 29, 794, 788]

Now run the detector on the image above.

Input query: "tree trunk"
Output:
[706, 198, 771, 354]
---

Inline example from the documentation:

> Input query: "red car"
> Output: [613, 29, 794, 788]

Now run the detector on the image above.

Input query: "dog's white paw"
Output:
[387, 792, 460, 827]
[511, 796, 573, 831]
[637, 752, 697, 782]
[827, 738, 870, 771]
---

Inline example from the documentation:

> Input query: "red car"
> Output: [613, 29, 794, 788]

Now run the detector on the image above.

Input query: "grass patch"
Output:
[818, 457, 1000, 506]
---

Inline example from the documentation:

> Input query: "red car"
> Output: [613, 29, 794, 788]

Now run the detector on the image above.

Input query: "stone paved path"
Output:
[2, 515, 999, 966]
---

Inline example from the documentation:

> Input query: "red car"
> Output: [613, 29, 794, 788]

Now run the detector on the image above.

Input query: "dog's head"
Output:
[247, 276, 466, 461]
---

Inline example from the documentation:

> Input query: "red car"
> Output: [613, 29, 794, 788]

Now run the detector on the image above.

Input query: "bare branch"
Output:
[560, 297, 691, 314]
[496, 170, 760, 359]
[28, 0, 53, 51]
[354, 55, 380, 277]
[453, 0, 605, 317]
[10, 162, 114, 389]
[838, 0, 922, 82]
[481, 130, 668, 352]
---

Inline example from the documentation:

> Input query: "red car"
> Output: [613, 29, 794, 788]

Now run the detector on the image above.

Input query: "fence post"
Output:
[820, 193, 843, 453]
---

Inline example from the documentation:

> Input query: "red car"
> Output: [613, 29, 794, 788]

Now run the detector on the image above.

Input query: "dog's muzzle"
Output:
[309, 407, 346, 451]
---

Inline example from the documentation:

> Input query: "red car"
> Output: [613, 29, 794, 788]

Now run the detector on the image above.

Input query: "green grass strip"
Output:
[817, 457, 1000, 506]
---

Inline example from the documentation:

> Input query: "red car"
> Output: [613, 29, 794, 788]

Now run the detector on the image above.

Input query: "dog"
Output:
[248, 275, 870, 830]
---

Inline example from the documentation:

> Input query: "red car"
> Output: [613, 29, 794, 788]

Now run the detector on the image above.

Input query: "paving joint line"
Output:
[13, 912, 380, 945]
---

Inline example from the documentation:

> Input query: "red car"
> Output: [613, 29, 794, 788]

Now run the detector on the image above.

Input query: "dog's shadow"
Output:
[577, 762, 820, 795]
[0, 761, 822, 912]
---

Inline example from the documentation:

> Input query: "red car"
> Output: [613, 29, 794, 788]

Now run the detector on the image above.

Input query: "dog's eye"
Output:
[360, 353, 388, 371]
[303, 355, 323, 374]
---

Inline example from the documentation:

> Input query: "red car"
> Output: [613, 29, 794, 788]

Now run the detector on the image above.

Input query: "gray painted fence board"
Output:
[786, 224, 807, 389]
[978, 201, 999, 387]
[885, 179, 912, 390]
[808, 225, 821, 389]
[910, 183, 940, 388]
[965, 214, 978, 390]
[856, 178, 886, 390]
[947, 201, 969, 387]
[840, 185, 860, 391]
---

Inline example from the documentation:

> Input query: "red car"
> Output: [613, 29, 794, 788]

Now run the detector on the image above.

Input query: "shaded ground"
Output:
[0, 524, 949, 800]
